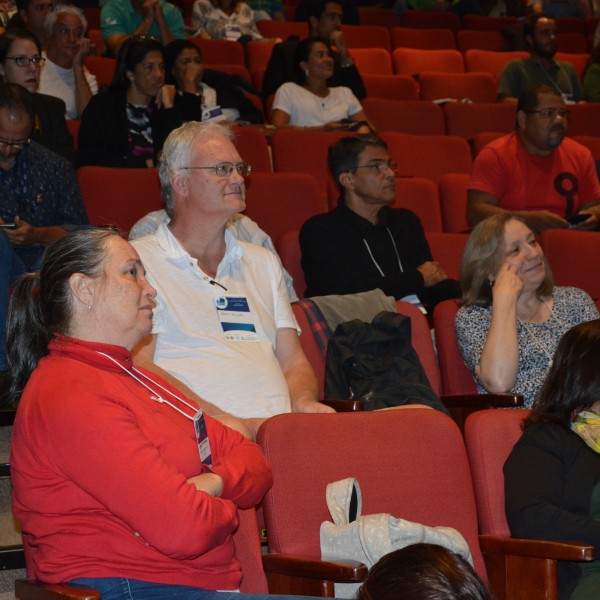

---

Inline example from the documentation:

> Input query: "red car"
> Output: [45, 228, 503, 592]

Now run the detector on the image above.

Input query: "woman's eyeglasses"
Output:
[5, 55, 46, 68]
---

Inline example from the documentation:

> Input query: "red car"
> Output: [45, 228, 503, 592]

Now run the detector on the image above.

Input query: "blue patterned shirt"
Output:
[0, 141, 88, 269]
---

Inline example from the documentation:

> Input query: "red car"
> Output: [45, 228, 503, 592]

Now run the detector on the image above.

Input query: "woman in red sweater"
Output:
[7, 228, 313, 600]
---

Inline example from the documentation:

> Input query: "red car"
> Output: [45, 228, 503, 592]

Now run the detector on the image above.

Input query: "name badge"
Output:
[215, 295, 259, 342]
[193, 410, 212, 466]
[202, 106, 225, 122]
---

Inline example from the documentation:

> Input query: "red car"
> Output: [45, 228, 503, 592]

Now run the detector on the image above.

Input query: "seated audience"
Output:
[300, 134, 460, 309]
[498, 15, 583, 103]
[505, 319, 600, 600]
[263, 0, 365, 99]
[271, 36, 372, 132]
[584, 44, 600, 103]
[5, 0, 53, 49]
[468, 85, 600, 233]
[355, 544, 492, 600]
[0, 29, 75, 162]
[455, 214, 599, 408]
[164, 39, 262, 124]
[0, 83, 87, 378]
[131, 121, 333, 440]
[78, 37, 201, 168]
[191, 0, 265, 41]
[8, 227, 325, 600]
[101, 0, 186, 58]
[38, 5, 98, 119]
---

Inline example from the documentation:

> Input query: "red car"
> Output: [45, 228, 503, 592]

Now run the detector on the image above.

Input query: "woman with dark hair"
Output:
[78, 37, 201, 168]
[355, 544, 492, 600]
[271, 36, 373, 132]
[505, 319, 600, 600]
[584, 43, 600, 103]
[0, 29, 75, 162]
[7, 228, 324, 599]
[163, 39, 262, 124]
[455, 213, 598, 408]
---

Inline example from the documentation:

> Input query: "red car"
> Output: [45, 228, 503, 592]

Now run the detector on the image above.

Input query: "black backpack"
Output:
[324, 311, 448, 415]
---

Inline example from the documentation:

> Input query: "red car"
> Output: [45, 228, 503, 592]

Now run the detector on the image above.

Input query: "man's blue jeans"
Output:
[69, 578, 328, 600]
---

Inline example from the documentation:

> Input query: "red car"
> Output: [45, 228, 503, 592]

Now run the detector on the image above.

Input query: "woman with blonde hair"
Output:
[455, 213, 598, 407]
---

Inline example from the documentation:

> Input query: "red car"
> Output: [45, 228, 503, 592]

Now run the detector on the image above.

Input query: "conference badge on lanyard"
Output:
[193, 410, 212, 466]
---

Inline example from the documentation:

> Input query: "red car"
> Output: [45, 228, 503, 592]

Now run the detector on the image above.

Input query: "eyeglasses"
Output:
[353, 160, 398, 175]
[181, 162, 252, 177]
[5, 55, 46, 68]
[525, 108, 570, 119]
[0, 137, 31, 151]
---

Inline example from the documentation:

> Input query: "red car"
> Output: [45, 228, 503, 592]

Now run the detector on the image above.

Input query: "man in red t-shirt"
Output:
[468, 85, 600, 233]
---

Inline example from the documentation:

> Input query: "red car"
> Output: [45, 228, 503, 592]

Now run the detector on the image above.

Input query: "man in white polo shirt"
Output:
[131, 121, 333, 438]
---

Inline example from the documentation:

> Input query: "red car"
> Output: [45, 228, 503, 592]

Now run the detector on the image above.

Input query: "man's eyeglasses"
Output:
[525, 108, 570, 119]
[0, 138, 31, 152]
[181, 162, 252, 177]
[353, 161, 398, 175]
[5, 55, 46, 68]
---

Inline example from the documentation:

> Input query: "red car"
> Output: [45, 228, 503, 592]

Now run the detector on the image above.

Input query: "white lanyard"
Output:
[96, 351, 197, 422]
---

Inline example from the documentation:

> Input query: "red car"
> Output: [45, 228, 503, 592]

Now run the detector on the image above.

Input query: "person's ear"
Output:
[69, 272, 95, 309]
[126, 69, 135, 82]
[516, 109, 527, 130]
[308, 15, 318, 33]
[18, 9, 29, 23]
[172, 173, 188, 196]
[299, 60, 309, 76]
[339, 171, 354, 190]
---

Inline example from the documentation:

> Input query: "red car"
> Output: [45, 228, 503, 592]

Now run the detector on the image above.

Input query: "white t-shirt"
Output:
[131, 222, 298, 419]
[272, 82, 363, 128]
[39, 56, 98, 120]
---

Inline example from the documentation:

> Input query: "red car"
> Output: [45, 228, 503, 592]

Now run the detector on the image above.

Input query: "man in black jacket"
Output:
[262, 0, 365, 99]
[300, 135, 460, 310]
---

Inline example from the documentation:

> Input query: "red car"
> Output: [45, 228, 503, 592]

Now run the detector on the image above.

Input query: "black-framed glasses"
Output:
[525, 108, 570, 119]
[5, 55, 46, 68]
[181, 161, 252, 177]
[0, 137, 31, 151]
[353, 160, 398, 175]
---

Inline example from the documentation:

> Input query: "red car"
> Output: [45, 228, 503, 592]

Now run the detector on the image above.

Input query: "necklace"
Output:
[519, 298, 561, 367]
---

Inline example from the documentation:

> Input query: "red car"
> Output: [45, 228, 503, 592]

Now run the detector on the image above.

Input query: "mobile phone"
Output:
[567, 213, 589, 226]
[0, 223, 16, 229]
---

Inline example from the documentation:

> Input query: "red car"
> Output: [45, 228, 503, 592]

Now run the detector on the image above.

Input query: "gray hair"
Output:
[158, 121, 235, 215]
[45, 4, 87, 37]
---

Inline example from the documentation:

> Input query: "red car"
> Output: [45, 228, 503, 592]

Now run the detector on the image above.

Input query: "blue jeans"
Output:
[0, 231, 26, 371]
[68, 578, 327, 600]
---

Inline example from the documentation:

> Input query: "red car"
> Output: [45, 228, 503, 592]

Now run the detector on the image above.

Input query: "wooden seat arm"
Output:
[441, 393, 524, 409]
[480, 535, 595, 562]
[321, 399, 364, 412]
[15, 580, 101, 600]
[262, 553, 368, 582]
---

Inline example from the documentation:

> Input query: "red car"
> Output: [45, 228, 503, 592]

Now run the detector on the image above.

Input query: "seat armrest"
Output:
[480, 535, 595, 562]
[321, 399, 364, 412]
[263, 553, 368, 582]
[441, 394, 524, 409]
[15, 580, 101, 600]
